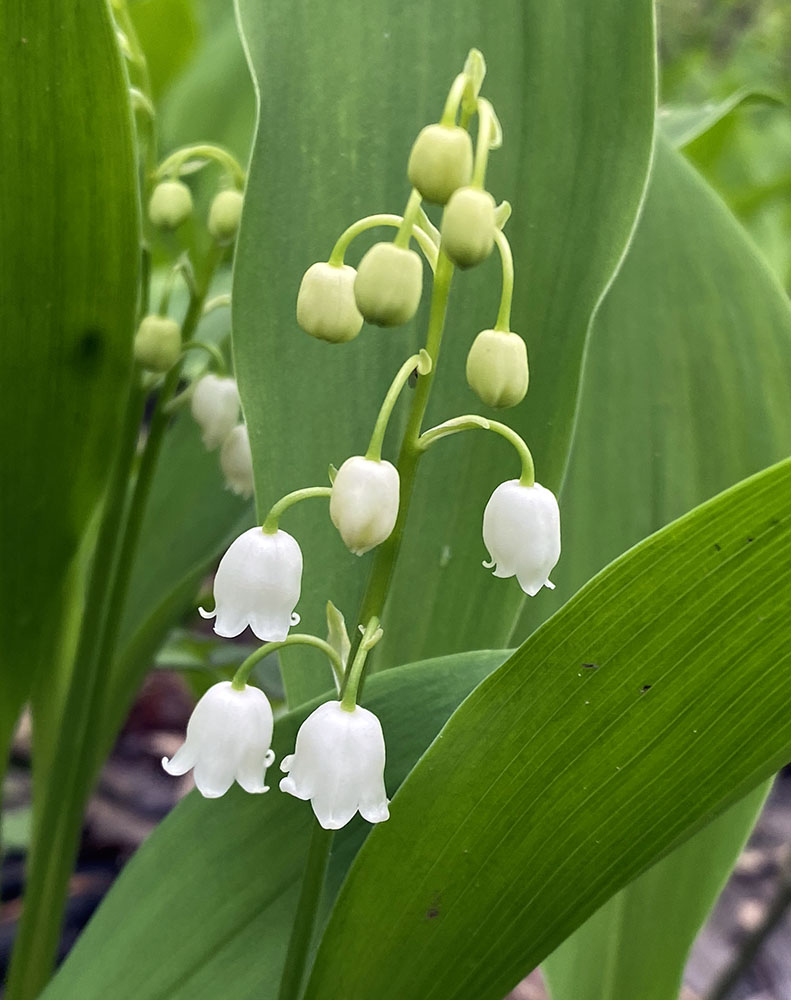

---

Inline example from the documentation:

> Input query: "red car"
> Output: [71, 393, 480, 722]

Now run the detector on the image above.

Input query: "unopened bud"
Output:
[407, 124, 473, 205]
[297, 262, 363, 343]
[220, 424, 254, 498]
[466, 329, 528, 408]
[354, 243, 423, 327]
[133, 315, 182, 373]
[148, 180, 193, 230]
[441, 187, 496, 269]
[191, 374, 240, 450]
[208, 189, 244, 244]
[330, 456, 400, 555]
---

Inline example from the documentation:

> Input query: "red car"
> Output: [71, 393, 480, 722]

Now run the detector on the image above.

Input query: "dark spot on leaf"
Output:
[747, 537, 754, 543]
[426, 891, 441, 919]
[74, 328, 105, 370]
[713, 543, 721, 551]
[581, 663, 599, 670]
[640, 684, 652, 694]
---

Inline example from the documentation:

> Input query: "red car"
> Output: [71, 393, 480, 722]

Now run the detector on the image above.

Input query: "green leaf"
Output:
[305, 457, 791, 1000]
[528, 137, 791, 998]
[42, 650, 506, 1000]
[233, 0, 656, 704]
[542, 786, 768, 1000]
[0, 0, 139, 754]
[660, 88, 783, 148]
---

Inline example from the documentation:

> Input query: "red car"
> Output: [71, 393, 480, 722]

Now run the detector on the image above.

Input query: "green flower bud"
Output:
[148, 180, 193, 230]
[354, 242, 423, 327]
[133, 315, 182, 373]
[465, 328, 529, 408]
[296, 262, 363, 343]
[407, 124, 473, 205]
[208, 189, 244, 244]
[441, 186, 496, 269]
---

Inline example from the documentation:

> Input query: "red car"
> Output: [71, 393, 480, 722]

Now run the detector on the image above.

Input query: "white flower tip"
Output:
[482, 557, 494, 569]
[280, 754, 294, 774]
[290, 612, 301, 627]
[361, 801, 390, 824]
[198, 606, 215, 620]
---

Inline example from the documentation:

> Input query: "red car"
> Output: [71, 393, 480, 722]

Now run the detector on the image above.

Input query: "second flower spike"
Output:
[200, 526, 302, 640]
[330, 456, 400, 556]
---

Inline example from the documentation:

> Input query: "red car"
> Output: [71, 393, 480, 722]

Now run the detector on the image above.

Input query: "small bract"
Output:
[190, 374, 241, 450]
[354, 242, 423, 327]
[330, 456, 400, 555]
[466, 329, 529, 408]
[280, 700, 389, 830]
[482, 480, 560, 595]
[220, 423, 254, 498]
[441, 186, 496, 269]
[133, 314, 182, 373]
[148, 179, 193, 230]
[208, 189, 244, 244]
[162, 681, 275, 798]
[199, 526, 302, 640]
[296, 262, 363, 343]
[407, 123, 473, 205]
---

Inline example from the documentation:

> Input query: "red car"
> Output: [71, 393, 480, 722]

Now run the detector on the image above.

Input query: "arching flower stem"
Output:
[232, 634, 345, 692]
[365, 350, 432, 462]
[156, 143, 246, 188]
[419, 415, 535, 487]
[493, 229, 514, 332]
[261, 486, 332, 535]
[327, 213, 438, 270]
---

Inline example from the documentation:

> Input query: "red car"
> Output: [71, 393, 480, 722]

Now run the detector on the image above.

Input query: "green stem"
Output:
[394, 189, 423, 250]
[233, 635, 344, 691]
[419, 415, 535, 486]
[262, 487, 332, 534]
[5, 247, 223, 1000]
[440, 73, 467, 126]
[493, 230, 514, 332]
[328, 213, 437, 270]
[157, 144, 245, 189]
[341, 249, 455, 694]
[365, 350, 431, 461]
[203, 293, 232, 315]
[158, 256, 195, 314]
[340, 618, 382, 711]
[181, 339, 228, 374]
[276, 823, 334, 1000]
[4, 381, 146, 1000]
[472, 98, 494, 189]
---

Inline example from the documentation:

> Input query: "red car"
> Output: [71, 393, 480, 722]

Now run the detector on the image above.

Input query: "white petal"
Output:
[220, 424, 255, 498]
[482, 480, 560, 595]
[161, 743, 196, 776]
[191, 375, 241, 450]
[193, 757, 236, 798]
[330, 457, 400, 556]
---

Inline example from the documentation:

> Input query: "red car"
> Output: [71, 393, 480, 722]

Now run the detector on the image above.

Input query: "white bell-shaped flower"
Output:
[200, 526, 302, 640]
[329, 456, 400, 556]
[162, 681, 275, 798]
[191, 374, 241, 450]
[280, 700, 389, 830]
[482, 479, 560, 596]
[220, 423, 254, 498]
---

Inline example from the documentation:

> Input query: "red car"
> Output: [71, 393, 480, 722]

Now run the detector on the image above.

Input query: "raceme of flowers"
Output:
[162, 50, 561, 832]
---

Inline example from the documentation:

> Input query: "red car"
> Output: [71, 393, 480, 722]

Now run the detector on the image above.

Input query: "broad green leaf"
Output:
[0, 1, 139, 755]
[660, 89, 782, 148]
[233, 0, 656, 704]
[542, 786, 768, 1000]
[531, 138, 791, 998]
[42, 650, 506, 1000]
[305, 458, 791, 1000]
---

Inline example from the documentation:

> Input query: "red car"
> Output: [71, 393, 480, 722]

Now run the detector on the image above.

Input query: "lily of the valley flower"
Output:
[482, 479, 560, 596]
[220, 423, 254, 498]
[280, 700, 389, 830]
[162, 681, 275, 798]
[329, 456, 400, 555]
[191, 374, 241, 450]
[200, 526, 302, 640]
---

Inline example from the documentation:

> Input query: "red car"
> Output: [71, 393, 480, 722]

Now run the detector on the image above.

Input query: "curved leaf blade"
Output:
[305, 458, 791, 1000]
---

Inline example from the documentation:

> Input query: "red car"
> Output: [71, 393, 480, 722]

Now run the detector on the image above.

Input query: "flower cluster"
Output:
[164, 50, 562, 833]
